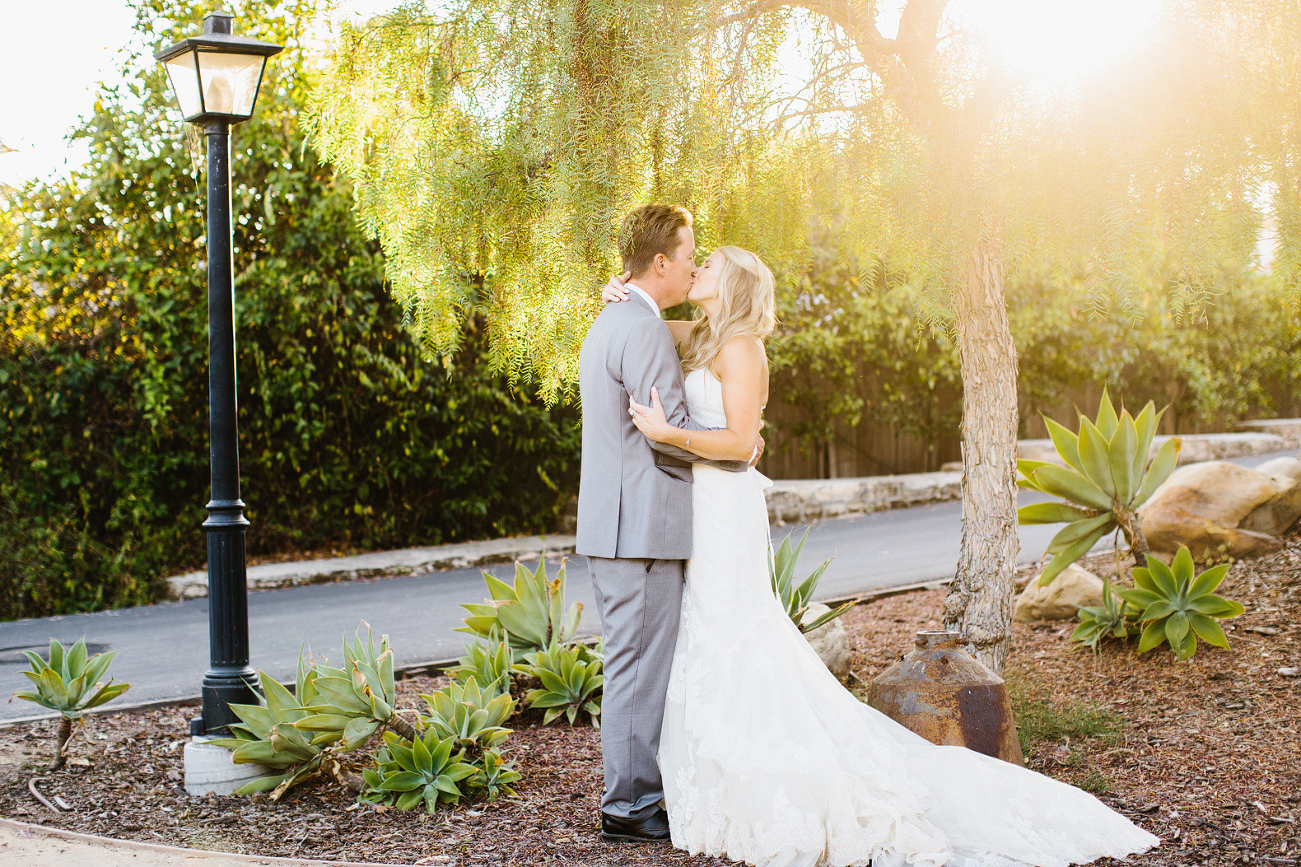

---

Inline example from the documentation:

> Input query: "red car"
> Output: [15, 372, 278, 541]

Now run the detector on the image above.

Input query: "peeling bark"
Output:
[943, 240, 1020, 675]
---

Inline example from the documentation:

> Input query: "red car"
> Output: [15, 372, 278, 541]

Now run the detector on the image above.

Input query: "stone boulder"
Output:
[1014, 564, 1104, 622]
[1242, 457, 1301, 536]
[1138, 460, 1301, 560]
[801, 603, 852, 682]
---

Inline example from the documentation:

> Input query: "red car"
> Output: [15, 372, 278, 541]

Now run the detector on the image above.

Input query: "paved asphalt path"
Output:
[1, 450, 1292, 723]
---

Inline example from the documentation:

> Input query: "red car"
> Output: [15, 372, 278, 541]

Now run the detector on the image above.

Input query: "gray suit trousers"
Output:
[587, 555, 684, 820]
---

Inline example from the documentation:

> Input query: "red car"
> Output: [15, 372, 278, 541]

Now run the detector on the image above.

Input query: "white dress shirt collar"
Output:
[625, 283, 662, 316]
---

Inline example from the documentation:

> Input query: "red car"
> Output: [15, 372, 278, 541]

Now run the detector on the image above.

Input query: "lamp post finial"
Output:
[204, 11, 233, 35]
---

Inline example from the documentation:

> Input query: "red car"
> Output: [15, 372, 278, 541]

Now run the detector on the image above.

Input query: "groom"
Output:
[577, 204, 748, 843]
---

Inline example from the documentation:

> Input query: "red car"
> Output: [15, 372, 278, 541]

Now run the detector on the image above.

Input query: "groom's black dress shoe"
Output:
[600, 809, 671, 843]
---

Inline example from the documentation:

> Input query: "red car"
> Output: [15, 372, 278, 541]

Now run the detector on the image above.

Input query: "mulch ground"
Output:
[1, 532, 1298, 866]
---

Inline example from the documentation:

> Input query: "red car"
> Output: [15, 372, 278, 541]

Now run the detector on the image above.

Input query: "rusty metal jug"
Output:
[867, 631, 1024, 766]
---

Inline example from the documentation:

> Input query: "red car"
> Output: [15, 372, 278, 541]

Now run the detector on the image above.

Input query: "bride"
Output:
[603, 246, 1159, 867]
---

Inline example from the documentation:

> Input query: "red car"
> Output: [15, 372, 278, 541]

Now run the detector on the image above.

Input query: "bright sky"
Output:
[0, 0, 396, 189]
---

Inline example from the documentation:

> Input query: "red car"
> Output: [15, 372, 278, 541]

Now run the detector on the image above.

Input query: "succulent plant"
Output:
[1069, 578, 1135, 653]
[459, 559, 583, 661]
[296, 625, 420, 748]
[10, 637, 130, 770]
[769, 528, 851, 633]
[468, 747, 521, 801]
[447, 631, 512, 696]
[1119, 547, 1245, 661]
[514, 644, 603, 726]
[360, 730, 478, 812]
[1018, 389, 1180, 584]
[208, 656, 328, 797]
[421, 676, 515, 755]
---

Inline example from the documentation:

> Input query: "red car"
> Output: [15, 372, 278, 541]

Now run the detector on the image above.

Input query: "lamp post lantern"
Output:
[156, 11, 282, 737]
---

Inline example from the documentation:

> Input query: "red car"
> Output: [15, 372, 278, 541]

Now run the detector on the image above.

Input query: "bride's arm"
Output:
[628, 336, 767, 462]
[665, 320, 694, 348]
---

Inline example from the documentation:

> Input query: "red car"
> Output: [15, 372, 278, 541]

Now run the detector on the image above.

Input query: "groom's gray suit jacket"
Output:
[576, 297, 745, 558]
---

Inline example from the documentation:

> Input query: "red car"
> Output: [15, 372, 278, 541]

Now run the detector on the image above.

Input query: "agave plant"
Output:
[295, 625, 420, 749]
[514, 644, 603, 726]
[448, 631, 512, 696]
[10, 638, 130, 770]
[1119, 547, 1245, 661]
[769, 529, 852, 633]
[421, 676, 516, 756]
[208, 660, 327, 797]
[1018, 389, 1180, 585]
[360, 730, 478, 812]
[1069, 578, 1135, 653]
[469, 747, 521, 801]
[459, 559, 583, 661]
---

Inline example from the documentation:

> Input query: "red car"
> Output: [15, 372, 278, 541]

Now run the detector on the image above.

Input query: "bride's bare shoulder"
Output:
[712, 334, 768, 381]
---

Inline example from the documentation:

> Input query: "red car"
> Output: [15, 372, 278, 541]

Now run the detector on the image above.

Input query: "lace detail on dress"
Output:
[657, 370, 1160, 867]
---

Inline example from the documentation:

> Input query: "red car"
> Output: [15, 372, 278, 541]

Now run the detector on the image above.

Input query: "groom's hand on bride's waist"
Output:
[750, 435, 765, 468]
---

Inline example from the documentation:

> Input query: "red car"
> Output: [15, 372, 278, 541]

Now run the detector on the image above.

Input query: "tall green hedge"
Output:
[0, 0, 580, 621]
[769, 247, 1301, 469]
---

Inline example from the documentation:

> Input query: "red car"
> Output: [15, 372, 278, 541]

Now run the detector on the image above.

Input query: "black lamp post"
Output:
[156, 11, 283, 737]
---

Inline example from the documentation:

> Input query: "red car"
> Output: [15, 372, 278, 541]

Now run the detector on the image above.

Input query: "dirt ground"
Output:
[1, 533, 1297, 866]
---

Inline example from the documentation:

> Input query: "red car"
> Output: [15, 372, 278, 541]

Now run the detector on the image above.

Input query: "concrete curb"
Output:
[1017, 431, 1289, 466]
[1237, 419, 1301, 450]
[766, 471, 962, 525]
[0, 816, 409, 866]
[164, 427, 1300, 600]
[168, 534, 576, 600]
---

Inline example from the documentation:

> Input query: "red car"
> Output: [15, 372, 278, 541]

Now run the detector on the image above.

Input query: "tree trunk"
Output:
[1117, 510, 1151, 568]
[942, 240, 1020, 675]
[386, 710, 421, 743]
[47, 717, 73, 771]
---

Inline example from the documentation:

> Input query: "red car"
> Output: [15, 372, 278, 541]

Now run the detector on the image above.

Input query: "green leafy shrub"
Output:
[420, 676, 515, 754]
[468, 747, 522, 801]
[1069, 577, 1137, 653]
[447, 631, 513, 696]
[458, 560, 583, 661]
[769, 529, 852, 633]
[216, 625, 525, 807]
[10, 637, 130, 770]
[0, 0, 581, 621]
[513, 644, 604, 727]
[361, 674, 522, 811]
[767, 246, 1301, 480]
[1120, 547, 1245, 661]
[360, 730, 479, 812]
[210, 662, 328, 797]
[1018, 390, 1179, 584]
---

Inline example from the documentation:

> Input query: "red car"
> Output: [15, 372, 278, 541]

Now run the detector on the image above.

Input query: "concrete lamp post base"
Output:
[183, 737, 274, 796]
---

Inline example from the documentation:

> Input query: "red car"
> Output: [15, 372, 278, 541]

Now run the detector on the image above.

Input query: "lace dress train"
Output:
[658, 369, 1159, 867]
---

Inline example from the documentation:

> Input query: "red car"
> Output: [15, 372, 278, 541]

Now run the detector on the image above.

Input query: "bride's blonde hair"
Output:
[680, 246, 777, 372]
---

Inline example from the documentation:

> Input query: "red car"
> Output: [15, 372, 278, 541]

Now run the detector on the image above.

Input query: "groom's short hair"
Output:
[619, 204, 693, 278]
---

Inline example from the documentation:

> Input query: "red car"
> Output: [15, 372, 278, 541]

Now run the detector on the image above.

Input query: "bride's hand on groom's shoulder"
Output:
[603, 271, 632, 304]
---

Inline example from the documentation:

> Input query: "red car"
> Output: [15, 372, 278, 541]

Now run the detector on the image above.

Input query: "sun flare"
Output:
[974, 0, 1164, 80]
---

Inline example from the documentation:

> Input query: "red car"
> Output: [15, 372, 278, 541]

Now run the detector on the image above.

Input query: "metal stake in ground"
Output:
[155, 11, 283, 737]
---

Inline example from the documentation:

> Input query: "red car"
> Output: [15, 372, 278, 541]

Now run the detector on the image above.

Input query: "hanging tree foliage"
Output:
[308, 0, 1290, 671]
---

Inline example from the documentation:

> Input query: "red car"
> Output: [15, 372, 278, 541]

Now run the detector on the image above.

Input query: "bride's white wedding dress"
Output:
[658, 368, 1159, 867]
